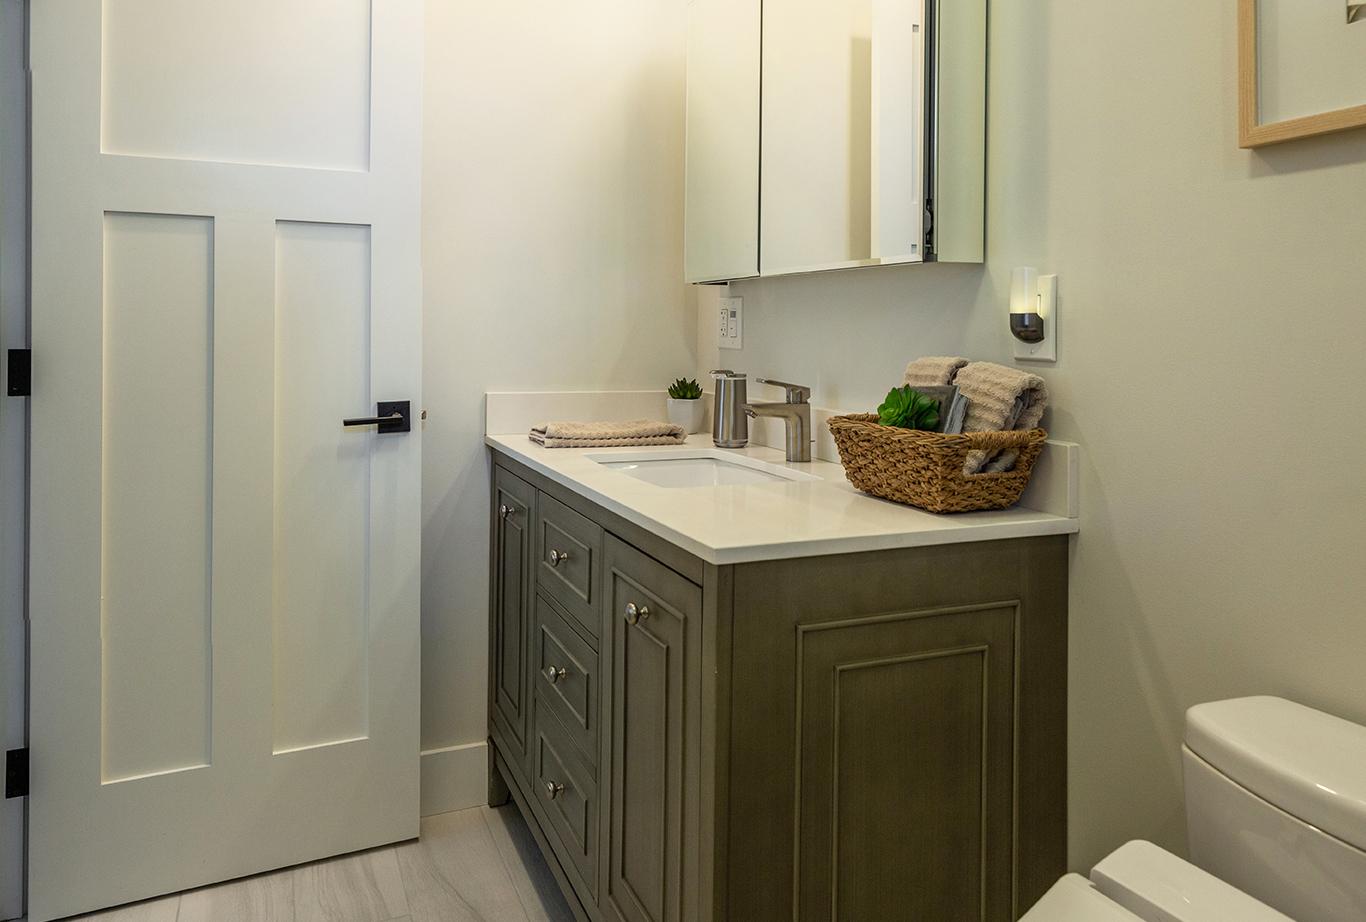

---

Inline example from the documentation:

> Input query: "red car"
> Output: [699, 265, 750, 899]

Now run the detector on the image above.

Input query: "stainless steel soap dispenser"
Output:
[710, 370, 748, 448]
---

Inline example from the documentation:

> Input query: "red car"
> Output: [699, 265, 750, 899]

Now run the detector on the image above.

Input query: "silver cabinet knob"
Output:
[545, 780, 565, 800]
[549, 548, 569, 567]
[544, 665, 567, 684]
[499, 504, 513, 520]
[624, 602, 650, 625]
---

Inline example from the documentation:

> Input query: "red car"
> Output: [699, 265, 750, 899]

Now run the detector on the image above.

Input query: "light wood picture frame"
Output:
[1239, 0, 1366, 148]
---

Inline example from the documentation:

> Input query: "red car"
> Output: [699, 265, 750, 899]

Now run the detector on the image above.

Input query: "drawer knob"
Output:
[548, 548, 570, 567]
[624, 602, 651, 626]
[498, 504, 514, 520]
[545, 780, 565, 800]
[544, 665, 567, 684]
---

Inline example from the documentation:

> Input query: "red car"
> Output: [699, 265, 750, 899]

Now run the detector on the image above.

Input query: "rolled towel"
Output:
[903, 356, 969, 388]
[952, 362, 1049, 473]
[529, 419, 686, 448]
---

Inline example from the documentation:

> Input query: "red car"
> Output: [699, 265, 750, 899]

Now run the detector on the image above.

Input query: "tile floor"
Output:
[47, 806, 574, 922]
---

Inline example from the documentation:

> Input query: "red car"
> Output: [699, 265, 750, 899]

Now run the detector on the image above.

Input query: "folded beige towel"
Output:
[953, 362, 1049, 473]
[529, 419, 686, 448]
[903, 356, 969, 388]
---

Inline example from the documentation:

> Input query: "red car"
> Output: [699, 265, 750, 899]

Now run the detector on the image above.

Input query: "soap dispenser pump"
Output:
[709, 370, 748, 448]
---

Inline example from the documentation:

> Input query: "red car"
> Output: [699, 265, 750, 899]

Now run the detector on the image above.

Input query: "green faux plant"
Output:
[877, 385, 940, 431]
[667, 377, 703, 400]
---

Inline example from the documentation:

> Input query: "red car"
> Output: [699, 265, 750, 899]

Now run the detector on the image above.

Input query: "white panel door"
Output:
[26, 3, 422, 919]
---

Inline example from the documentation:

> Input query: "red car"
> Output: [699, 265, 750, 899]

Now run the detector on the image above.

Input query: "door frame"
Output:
[0, 0, 30, 918]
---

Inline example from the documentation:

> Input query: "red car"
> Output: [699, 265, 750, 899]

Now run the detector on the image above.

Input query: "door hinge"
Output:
[5, 748, 27, 798]
[6, 348, 31, 397]
[923, 198, 936, 258]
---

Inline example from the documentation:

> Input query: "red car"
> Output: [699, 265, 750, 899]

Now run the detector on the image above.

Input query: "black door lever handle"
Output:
[343, 400, 411, 433]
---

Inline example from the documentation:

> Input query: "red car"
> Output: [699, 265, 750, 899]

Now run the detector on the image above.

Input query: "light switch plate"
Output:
[1013, 274, 1057, 362]
[719, 296, 743, 350]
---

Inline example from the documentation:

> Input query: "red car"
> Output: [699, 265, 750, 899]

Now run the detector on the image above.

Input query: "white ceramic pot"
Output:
[666, 397, 706, 435]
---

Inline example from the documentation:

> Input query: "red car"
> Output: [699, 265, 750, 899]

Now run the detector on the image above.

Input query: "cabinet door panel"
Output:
[601, 537, 701, 922]
[684, 0, 761, 282]
[490, 467, 535, 772]
[761, 0, 927, 274]
[796, 604, 1017, 921]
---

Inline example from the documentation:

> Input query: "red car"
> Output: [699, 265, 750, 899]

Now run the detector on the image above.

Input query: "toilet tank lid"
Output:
[1185, 696, 1366, 852]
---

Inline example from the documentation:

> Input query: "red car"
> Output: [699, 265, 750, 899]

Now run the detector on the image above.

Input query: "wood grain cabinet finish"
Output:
[600, 536, 702, 922]
[537, 491, 605, 641]
[489, 467, 535, 771]
[534, 595, 600, 770]
[793, 604, 1017, 920]
[533, 700, 600, 904]
[486, 452, 1068, 922]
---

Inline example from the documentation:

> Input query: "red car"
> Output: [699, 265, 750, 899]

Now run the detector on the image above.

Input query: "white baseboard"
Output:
[420, 741, 489, 817]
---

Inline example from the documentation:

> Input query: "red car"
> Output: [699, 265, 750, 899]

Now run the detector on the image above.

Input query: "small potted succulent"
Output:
[666, 376, 706, 434]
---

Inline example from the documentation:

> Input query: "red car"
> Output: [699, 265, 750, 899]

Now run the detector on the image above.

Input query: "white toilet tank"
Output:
[1184, 696, 1366, 922]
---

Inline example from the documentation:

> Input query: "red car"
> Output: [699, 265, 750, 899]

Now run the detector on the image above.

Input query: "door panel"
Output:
[272, 220, 373, 753]
[27, 2, 423, 919]
[100, 0, 372, 170]
[795, 605, 1018, 921]
[491, 468, 535, 772]
[100, 211, 214, 783]
[683, 0, 761, 282]
[601, 537, 701, 922]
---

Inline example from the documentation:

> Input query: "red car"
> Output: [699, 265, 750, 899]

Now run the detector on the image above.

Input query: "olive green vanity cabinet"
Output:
[490, 466, 535, 772]
[601, 535, 703, 922]
[487, 450, 1068, 922]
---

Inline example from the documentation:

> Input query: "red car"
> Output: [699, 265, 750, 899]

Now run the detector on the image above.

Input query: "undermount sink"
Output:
[588, 449, 819, 488]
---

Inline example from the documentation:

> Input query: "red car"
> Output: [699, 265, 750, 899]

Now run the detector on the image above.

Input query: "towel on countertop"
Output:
[529, 419, 687, 448]
[953, 362, 1049, 473]
[903, 356, 969, 388]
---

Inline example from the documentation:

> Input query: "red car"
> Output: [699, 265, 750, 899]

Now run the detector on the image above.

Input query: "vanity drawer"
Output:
[532, 702, 599, 901]
[536, 492, 603, 640]
[534, 594, 599, 770]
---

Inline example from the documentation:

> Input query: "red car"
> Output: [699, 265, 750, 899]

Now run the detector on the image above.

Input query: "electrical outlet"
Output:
[719, 296, 743, 350]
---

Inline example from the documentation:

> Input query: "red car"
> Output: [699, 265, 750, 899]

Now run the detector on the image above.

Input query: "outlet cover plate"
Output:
[719, 296, 743, 350]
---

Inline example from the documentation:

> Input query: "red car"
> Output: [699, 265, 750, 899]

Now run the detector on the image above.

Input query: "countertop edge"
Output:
[486, 435, 1079, 566]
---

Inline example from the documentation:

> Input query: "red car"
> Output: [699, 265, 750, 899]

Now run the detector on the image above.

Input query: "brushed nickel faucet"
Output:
[743, 378, 812, 462]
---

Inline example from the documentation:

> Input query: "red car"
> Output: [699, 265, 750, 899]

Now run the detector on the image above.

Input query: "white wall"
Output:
[702, 0, 1366, 870]
[419, 0, 697, 804]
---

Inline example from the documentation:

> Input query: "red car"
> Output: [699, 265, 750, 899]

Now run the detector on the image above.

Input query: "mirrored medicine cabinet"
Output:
[684, 0, 986, 283]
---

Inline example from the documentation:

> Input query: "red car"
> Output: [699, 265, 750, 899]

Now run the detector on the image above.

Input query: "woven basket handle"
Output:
[960, 429, 1039, 452]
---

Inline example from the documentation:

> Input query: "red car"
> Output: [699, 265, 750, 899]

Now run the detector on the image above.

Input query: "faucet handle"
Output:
[755, 377, 811, 404]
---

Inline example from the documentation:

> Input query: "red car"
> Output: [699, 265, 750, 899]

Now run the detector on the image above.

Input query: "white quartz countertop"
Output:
[486, 432, 1079, 565]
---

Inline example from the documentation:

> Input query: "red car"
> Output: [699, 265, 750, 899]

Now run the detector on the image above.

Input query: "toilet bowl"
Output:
[1023, 696, 1366, 921]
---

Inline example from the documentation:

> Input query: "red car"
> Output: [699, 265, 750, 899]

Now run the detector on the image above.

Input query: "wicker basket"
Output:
[827, 414, 1047, 513]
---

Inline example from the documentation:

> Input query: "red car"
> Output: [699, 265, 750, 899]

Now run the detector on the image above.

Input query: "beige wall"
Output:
[420, 2, 696, 764]
[703, 0, 1366, 869]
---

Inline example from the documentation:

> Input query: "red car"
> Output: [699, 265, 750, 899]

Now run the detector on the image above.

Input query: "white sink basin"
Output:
[588, 449, 818, 488]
